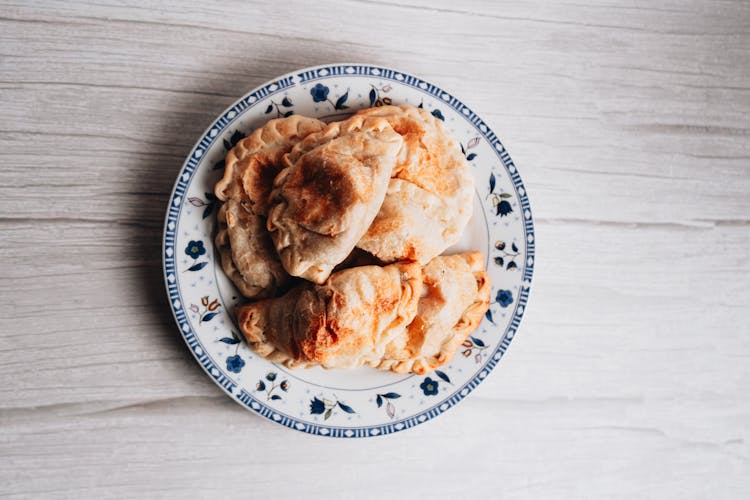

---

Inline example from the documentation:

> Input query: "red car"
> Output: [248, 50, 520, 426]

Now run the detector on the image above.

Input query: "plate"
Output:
[163, 64, 535, 437]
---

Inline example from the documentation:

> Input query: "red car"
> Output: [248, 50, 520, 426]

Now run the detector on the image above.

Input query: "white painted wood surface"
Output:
[1, 0, 749, 497]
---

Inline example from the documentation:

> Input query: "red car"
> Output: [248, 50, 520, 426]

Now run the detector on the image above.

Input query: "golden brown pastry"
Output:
[215, 199, 289, 298]
[215, 115, 325, 208]
[372, 252, 491, 374]
[266, 115, 403, 284]
[354, 105, 474, 264]
[237, 261, 423, 369]
[237, 252, 490, 375]
[213, 116, 325, 298]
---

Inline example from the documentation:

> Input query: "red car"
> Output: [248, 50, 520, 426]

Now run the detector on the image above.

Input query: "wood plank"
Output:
[1, 0, 749, 497]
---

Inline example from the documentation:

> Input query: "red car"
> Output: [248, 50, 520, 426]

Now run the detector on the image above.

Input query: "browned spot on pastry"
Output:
[286, 155, 358, 233]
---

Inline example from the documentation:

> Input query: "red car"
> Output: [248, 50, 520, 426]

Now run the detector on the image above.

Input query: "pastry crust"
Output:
[213, 116, 325, 298]
[237, 261, 423, 369]
[237, 252, 490, 374]
[372, 251, 491, 374]
[266, 115, 403, 284]
[214, 115, 325, 208]
[354, 105, 474, 264]
[214, 199, 290, 298]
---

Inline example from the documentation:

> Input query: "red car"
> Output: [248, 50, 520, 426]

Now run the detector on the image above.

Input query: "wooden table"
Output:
[2, 1, 748, 498]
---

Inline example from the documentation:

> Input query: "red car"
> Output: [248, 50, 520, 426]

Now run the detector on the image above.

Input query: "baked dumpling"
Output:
[215, 115, 325, 208]
[372, 251, 491, 374]
[354, 105, 474, 264]
[237, 261, 423, 369]
[266, 115, 403, 284]
[355, 179, 456, 262]
[213, 116, 325, 298]
[215, 199, 290, 298]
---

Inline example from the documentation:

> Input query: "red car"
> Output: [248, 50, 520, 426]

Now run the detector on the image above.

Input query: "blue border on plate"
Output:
[162, 64, 535, 438]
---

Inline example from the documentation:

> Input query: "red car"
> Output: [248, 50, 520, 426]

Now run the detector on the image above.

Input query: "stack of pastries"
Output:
[214, 104, 491, 375]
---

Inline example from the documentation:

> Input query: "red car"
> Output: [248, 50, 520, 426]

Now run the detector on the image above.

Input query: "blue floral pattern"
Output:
[310, 83, 329, 102]
[264, 96, 294, 118]
[487, 173, 513, 217]
[219, 332, 244, 373]
[368, 83, 393, 106]
[494, 241, 520, 271]
[460, 136, 480, 161]
[185, 240, 205, 259]
[310, 397, 325, 415]
[183, 240, 208, 272]
[495, 289, 514, 308]
[256, 372, 287, 400]
[310, 83, 350, 110]
[375, 392, 401, 419]
[420, 377, 439, 396]
[309, 395, 356, 420]
[226, 354, 245, 373]
[212, 130, 246, 171]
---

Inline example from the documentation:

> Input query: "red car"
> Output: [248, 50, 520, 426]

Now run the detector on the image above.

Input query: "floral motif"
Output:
[185, 240, 206, 259]
[310, 83, 330, 102]
[495, 289, 514, 308]
[310, 84, 350, 110]
[434, 370, 452, 385]
[218, 331, 244, 373]
[226, 354, 245, 373]
[256, 371, 287, 401]
[485, 308, 495, 324]
[187, 192, 219, 220]
[309, 395, 356, 420]
[417, 101, 445, 121]
[375, 392, 401, 419]
[264, 96, 294, 118]
[212, 130, 246, 171]
[419, 377, 439, 396]
[487, 173, 513, 217]
[309, 397, 325, 415]
[189, 296, 221, 324]
[494, 241, 520, 271]
[462, 336, 489, 364]
[460, 136, 480, 161]
[368, 83, 393, 106]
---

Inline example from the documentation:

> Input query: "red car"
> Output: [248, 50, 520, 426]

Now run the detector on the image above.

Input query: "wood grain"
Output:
[1, 0, 748, 498]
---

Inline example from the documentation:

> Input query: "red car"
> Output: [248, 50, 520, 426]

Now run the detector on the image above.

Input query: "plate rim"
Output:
[162, 62, 535, 438]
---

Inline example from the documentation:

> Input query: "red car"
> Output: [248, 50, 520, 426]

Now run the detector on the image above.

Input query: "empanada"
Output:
[354, 105, 474, 264]
[266, 115, 403, 284]
[215, 115, 325, 208]
[373, 251, 491, 374]
[213, 116, 325, 298]
[237, 261, 423, 369]
[215, 199, 290, 298]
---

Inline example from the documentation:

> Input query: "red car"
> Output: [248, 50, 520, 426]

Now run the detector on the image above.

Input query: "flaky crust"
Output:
[214, 199, 290, 299]
[237, 253, 490, 374]
[214, 115, 325, 208]
[266, 115, 403, 284]
[372, 251, 491, 374]
[356, 178, 455, 262]
[237, 261, 423, 369]
[354, 105, 474, 264]
[213, 116, 324, 299]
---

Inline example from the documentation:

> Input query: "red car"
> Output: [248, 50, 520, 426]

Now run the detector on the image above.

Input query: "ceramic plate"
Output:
[163, 64, 535, 437]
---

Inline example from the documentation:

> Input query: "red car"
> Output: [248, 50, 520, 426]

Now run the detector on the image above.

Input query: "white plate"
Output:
[163, 64, 535, 438]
